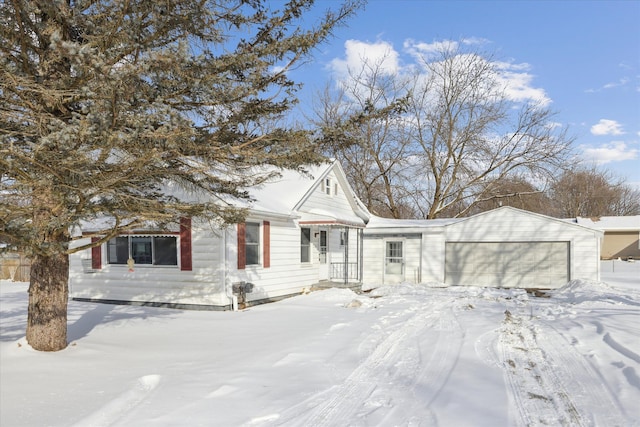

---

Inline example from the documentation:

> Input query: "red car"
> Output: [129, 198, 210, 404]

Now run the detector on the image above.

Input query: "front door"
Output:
[383, 240, 404, 284]
[318, 229, 329, 280]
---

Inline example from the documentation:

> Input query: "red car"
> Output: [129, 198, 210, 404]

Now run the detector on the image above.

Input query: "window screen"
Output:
[301, 228, 311, 263]
[107, 236, 178, 266]
[245, 222, 260, 265]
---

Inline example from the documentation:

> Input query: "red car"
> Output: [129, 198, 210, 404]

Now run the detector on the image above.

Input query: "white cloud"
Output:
[581, 141, 638, 164]
[461, 37, 490, 46]
[329, 39, 399, 81]
[403, 39, 459, 59]
[493, 60, 531, 72]
[586, 77, 632, 93]
[495, 69, 551, 106]
[603, 77, 630, 89]
[492, 61, 550, 106]
[329, 37, 551, 107]
[590, 119, 624, 136]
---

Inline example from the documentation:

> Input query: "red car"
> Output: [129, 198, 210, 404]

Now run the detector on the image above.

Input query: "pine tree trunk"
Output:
[26, 251, 69, 351]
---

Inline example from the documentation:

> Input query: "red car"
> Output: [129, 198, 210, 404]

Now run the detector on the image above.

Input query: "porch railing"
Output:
[330, 262, 359, 281]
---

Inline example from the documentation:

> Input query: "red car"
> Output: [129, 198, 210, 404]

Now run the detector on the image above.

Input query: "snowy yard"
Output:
[1, 261, 639, 427]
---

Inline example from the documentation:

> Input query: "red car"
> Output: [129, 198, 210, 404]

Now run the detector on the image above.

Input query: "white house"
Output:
[69, 160, 370, 310]
[70, 169, 605, 309]
[362, 207, 603, 289]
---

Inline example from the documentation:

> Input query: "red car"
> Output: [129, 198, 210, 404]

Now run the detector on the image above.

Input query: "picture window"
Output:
[107, 236, 178, 266]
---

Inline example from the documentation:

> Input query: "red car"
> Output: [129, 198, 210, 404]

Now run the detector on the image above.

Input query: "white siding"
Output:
[362, 236, 384, 285]
[69, 220, 228, 307]
[442, 208, 600, 284]
[403, 237, 422, 283]
[70, 217, 329, 308]
[362, 234, 422, 285]
[421, 231, 446, 284]
[362, 208, 601, 288]
[228, 218, 325, 303]
[299, 170, 363, 224]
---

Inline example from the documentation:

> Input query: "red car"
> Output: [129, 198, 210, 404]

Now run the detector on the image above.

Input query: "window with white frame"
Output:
[245, 222, 260, 265]
[322, 177, 340, 196]
[300, 228, 311, 263]
[107, 236, 178, 266]
[324, 178, 332, 195]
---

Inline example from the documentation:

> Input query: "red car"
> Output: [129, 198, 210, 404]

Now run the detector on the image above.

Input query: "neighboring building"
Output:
[69, 160, 370, 310]
[576, 216, 640, 260]
[363, 207, 603, 289]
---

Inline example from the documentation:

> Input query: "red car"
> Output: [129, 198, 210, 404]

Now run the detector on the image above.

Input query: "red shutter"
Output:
[180, 217, 192, 271]
[91, 237, 102, 270]
[263, 221, 270, 268]
[237, 222, 246, 270]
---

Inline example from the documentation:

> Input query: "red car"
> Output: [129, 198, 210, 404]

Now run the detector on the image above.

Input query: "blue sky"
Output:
[289, 0, 640, 186]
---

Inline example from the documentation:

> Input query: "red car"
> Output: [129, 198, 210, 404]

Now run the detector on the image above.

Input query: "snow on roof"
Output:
[576, 216, 640, 231]
[76, 161, 356, 231]
[301, 208, 366, 227]
[366, 215, 461, 230]
[247, 162, 332, 215]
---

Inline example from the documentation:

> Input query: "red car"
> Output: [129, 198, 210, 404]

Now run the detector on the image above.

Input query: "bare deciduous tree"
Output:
[550, 166, 640, 217]
[319, 43, 573, 219]
[402, 46, 572, 218]
[467, 177, 552, 215]
[315, 56, 414, 218]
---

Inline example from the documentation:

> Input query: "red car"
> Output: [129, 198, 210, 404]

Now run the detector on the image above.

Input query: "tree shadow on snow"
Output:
[66, 301, 178, 342]
[0, 297, 178, 343]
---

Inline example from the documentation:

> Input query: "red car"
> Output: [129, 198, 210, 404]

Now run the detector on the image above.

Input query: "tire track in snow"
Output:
[293, 305, 437, 426]
[499, 311, 584, 426]
[392, 303, 464, 427]
[257, 297, 463, 427]
[538, 320, 629, 426]
[499, 302, 628, 427]
[71, 375, 161, 427]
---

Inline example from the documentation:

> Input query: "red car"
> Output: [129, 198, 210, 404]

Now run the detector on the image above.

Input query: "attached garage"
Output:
[445, 241, 569, 288]
[363, 207, 603, 289]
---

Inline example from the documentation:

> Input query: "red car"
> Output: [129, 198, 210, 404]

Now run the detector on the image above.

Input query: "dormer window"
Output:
[322, 177, 339, 196]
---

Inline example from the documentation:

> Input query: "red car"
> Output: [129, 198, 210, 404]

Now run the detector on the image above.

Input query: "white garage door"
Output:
[445, 241, 569, 288]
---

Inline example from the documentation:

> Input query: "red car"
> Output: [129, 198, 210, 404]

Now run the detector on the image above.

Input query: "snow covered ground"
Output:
[1, 260, 639, 427]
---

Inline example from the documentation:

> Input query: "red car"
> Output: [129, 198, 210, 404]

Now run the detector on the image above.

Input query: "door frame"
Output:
[318, 228, 329, 281]
[383, 239, 405, 284]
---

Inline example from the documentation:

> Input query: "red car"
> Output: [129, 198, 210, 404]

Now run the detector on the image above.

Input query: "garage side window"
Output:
[107, 236, 178, 266]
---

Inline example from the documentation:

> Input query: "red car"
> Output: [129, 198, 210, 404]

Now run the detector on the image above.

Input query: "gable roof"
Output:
[246, 160, 370, 225]
[365, 216, 460, 231]
[448, 206, 604, 234]
[78, 160, 369, 233]
[365, 206, 604, 236]
[247, 161, 331, 214]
